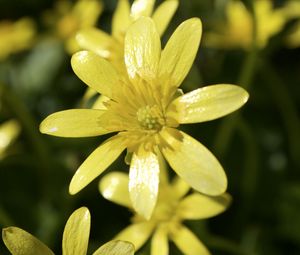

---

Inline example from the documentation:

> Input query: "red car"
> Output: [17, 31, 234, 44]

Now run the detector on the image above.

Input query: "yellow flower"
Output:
[2, 207, 135, 255]
[286, 21, 300, 47]
[0, 119, 21, 159]
[100, 171, 231, 255]
[204, 0, 287, 49]
[40, 17, 248, 219]
[0, 18, 35, 61]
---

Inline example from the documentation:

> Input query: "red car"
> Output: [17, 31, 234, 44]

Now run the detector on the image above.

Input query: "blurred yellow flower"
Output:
[100, 171, 231, 255]
[2, 207, 135, 255]
[0, 119, 21, 159]
[283, 1, 300, 48]
[40, 17, 248, 219]
[44, 0, 103, 54]
[204, 0, 287, 49]
[286, 21, 300, 47]
[0, 18, 35, 60]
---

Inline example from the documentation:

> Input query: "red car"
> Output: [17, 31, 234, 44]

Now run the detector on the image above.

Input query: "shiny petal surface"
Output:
[170, 225, 211, 255]
[151, 226, 169, 255]
[99, 172, 131, 208]
[112, 0, 131, 41]
[170, 84, 249, 124]
[40, 109, 110, 137]
[177, 193, 232, 220]
[2, 227, 54, 255]
[160, 128, 227, 196]
[76, 28, 115, 58]
[159, 18, 202, 88]
[129, 150, 160, 219]
[115, 222, 154, 250]
[71, 51, 119, 99]
[69, 135, 127, 194]
[131, 0, 155, 20]
[93, 240, 135, 255]
[125, 17, 161, 83]
[63, 207, 90, 255]
[152, 0, 178, 36]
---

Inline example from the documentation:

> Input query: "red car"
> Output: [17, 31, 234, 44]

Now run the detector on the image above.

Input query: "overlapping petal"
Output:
[2, 227, 54, 255]
[171, 177, 190, 199]
[40, 109, 110, 137]
[124, 17, 161, 83]
[69, 135, 127, 195]
[93, 240, 135, 255]
[177, 193, 232, 220]
[131, 0, 155, 20]
[63, 207, 90, 255]
[169, 84, 249, 123]
[129, 150, 160, 219]
[160, 128, 227, 196]
[150, 225, 169, 255]
[112, 0, 131, 41]
[159, 18, 202, 88]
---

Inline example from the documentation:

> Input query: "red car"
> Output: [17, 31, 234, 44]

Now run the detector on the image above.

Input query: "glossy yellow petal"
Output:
[177, 193, 231, 220]
[0, 119, 21, 157]
[124, 17, 161, 84]
[170, 225, 211, 255]
[40, 109, 110, 137]
[69, 135, 127, 194]
[76, 28, 115, 58]
[171, 177, 190, 199]
[112, 0, 131, 41]
[169, 84, 249, 124]
[160, 128, 227, 196]
[159, 18, 202, 88]
[63, 207, 90, 255]
[2, 227, 54, 255]
[93, 240, 135, 255]
[99, 172, 131, 208]
[115, 222, 155, 250]
[151, 225, 168, 255]
[129, 150, 160, 219]
[152, 0, 178, 36]
[71, 51, 120, 99]
[131, 0, 155, 20]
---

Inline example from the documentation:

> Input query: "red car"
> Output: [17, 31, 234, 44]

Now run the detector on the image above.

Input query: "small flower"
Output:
[0, 120, 21, 159]
[2, 207, 135, 255]
[0, 18, 35, 60]
[100, 171, 231, 255]
[40, 17, 248, 219]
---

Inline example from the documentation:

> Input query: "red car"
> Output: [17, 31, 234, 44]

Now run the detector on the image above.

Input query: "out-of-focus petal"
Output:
[69, 135, 127, 195]
[0, 119, 21, 157]
[2, 227, 54, 255]
[71, 51, 120, 99]
[99, 172, 131, 208]
[160, 128, 227, 196]
[177, 193, 232, 220]
[159, 18, 202, 88]
[40, 109, 110, 137]
[112, 0, 131, 41]
[93, 240, 135, 255]
[92, 95, 110, 110]
[62, 207, 90, 255]
[171, 177, 190, 199]
[151, 225, 168, 255]
[131, 0, 155, 20]
[170, 225, 211, 255]
[129, 150, 160, 219]
[152, 0, 178, 36]
[169, 84, 249, 124]
[124, 17, 161, 84]
[115, 222, 155, 250]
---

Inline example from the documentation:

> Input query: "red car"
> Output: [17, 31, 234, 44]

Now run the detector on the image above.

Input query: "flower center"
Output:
[136, 105, 164, 131]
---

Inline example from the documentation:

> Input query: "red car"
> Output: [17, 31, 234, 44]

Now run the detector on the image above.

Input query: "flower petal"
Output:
[152, 0, 178, 36]
[99, 172, 131, 208]
[177, 193, 232, 220]
[159, 18, 202, 88]
[115, 222, 155, 250]
[125, 17, 161, 84]
[2, 227, 54, 255]
[0, 119, 20, 157]
[129, 150, 160, 219]
[170, 225, 211, 255]
[93, 240, 135, 255]
[171, 177, 190, 199]
[151, 225, 169, 255]
[160, 128, 227, 196]
[71, 51, 120, 99]
[112, 0, 131, 41]
[131, 0, 155, 20]
[69, 135, 127, 195]
[40, 109, 110, 137]
[169, 84, 249, 124]
[63, 207, 90, 255]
